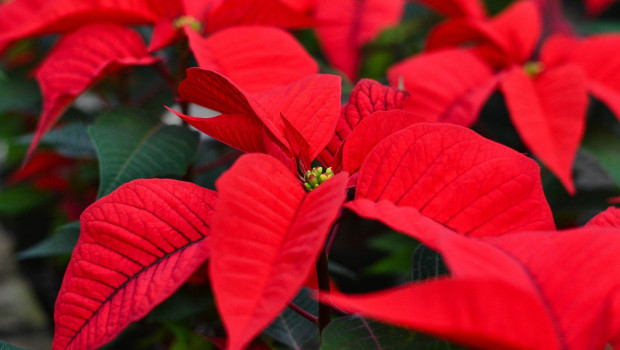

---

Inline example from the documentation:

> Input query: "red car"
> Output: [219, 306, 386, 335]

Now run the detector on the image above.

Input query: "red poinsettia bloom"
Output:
[389, 0, 620, 195]
[584, 0, 617, 15]
[4, 0, 318, 162]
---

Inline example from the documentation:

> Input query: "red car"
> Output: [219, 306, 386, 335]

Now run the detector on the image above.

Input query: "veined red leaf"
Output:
[586, 206, 620, 228]
[29, 23, 157, 162]
[341, 110, 426, 173]
[338, 200, 620, 349]
[500, 64, 588, 195]
[319, 79, 409, 167]
[205, 0, 314, 33]
[0, 0, 178, 43]
[212, 154, 347, 350]
[539, 34, 579, 67]
[562, 34, 620, 121]
[584, 0, 616, 15]
[53, 179, 217, 350]
[388, 49, 497, 127]
[186, 26, 318, 93]
[356, 123, 555, 236]
[314, 0, 406, 80]
[410, 0, 486, 18]
[176, 69, 341, 161]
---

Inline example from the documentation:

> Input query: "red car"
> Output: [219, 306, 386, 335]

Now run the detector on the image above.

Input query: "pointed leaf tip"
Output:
[212, 154, 347, 350]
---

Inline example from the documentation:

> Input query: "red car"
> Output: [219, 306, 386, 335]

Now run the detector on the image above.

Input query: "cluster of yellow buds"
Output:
[173, 16, 202, 31]
[303, 166, 334, 192]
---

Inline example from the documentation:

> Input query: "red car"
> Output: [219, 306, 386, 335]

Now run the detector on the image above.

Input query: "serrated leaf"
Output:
[53, 179, 216, 350]
[89, 111, 199, 197]
[264, 288, 320, 350]
[321, 315, 416, 350]
[17, 221, 80, 259]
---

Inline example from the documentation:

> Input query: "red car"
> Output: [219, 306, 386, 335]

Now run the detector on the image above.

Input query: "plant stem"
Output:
[287, 302, 318, 324]
[316, 250, 331, 332]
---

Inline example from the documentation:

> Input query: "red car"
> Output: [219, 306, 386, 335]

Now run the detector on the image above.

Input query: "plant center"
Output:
[303, 166, 334, 192]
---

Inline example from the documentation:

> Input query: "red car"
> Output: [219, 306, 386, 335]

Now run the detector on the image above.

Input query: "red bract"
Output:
[318, 79, 411, 167]
[170, 69, 341, 171]
[325, 201, 620, 350]
[28, 23, 157, 162]
[53, 179, 217, 350]
[313, 0, 406, 80]
[388, 0, 619, 194]
[411, 0, 487, 18]
[211, 153, 348, 350]
[586, 206, 620, 227]
[355, 122, 555, 236]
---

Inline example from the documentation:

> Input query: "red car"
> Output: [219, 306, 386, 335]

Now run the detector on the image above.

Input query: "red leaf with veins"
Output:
[388, 49, 497, 127]
[212, 154, 347, 350]
[176, 69, 341, 161]
[560, 34, 620, 122]
[28, 23, 157, 161]
[356, 123, 554, 236]
[500, 64, 587, 195]
[319, 79, 409, 167]
[314, 0, 406, 80]
[53, 179, 216, 350]
[337, 200, 620, 349]
[205, 0, 314, 33]
[586, 206, 620, 228]
[341, 110, 426, 173]
[186, 26, 318, 93]
[411, 0, 486, 18]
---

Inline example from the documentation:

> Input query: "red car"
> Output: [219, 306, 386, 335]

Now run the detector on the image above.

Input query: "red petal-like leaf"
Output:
[205, 0, 314, 33]
[314, 0, 406, 80]
[562, 34, 620, 121]
[500, 64, 588, 195]
[186, 26, 318, 93]
[586, 206, 620, 227]
[340, 199, 620, 349]
[176, 69, 341, 160]
[0, 0, 178, 42]
[341, 110, 426, 173]
[53, 179, 216, 350]
[29, 23, 157, 161]
[388, 49, 497, 127]
[211, 154, 347, 350]
[325, 279, 559, 350]
[319, 79, 409, 167]
[356, 123, 555, 236]
[411, 0, 486, 18]
[584, 0, 616, 15]
[539, 34, 579, 67]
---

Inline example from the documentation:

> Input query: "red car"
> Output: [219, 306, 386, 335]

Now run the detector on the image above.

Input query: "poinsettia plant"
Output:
[2, 0, 620, 349]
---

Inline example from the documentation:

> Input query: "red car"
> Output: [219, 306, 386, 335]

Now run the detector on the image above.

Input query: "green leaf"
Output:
[0, 341, 28, 350]
[365, 233, 419, 275]
[411, 244, 449, 282]
[264, 288, 320, 350]
[19, 123, 96, 158]
[321, 315, 416, 350]
[321, 315, 460, 350]
[89, 110, 199, 197]
[0, 68, 40, 114]
[581, 126, 620, 189]
[17, 221, 80, 259]
[0, 184, 53, 216]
